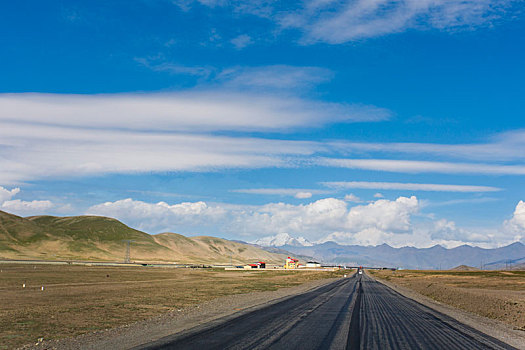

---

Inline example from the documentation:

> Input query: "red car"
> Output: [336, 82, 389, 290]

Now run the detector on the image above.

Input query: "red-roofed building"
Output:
[246, 261, 266, 269]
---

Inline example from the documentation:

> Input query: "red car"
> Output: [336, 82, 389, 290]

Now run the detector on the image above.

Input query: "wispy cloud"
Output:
[0, 90, 390, 184]
[330, 130, 525, 162]
[137, 61, 335, 92]
[319, 158, 525, 175]
[232, 188, 330, 198]
[0, 92, 390, 133]
[0, 90, 390, 132]
[174, 0, 519, 44]
[322, 181, 501, 192]
[0, 90, 522, 185]
[280, 0, 518, 43]
[135, 57, 214, 78]
[230, 34, 253, 49]
[0, 122, 322, 184]
[217, 65, 333, 91]
[426, 197, 501, 207]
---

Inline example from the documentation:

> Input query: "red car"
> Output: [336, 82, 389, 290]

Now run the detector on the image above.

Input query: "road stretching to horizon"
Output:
[136, 272, 514, 350]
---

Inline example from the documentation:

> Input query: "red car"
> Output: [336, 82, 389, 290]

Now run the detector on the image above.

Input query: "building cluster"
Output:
[242, 257, 323, 270]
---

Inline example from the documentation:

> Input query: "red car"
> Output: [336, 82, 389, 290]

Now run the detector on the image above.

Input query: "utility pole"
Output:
[122, 240, 135, 263]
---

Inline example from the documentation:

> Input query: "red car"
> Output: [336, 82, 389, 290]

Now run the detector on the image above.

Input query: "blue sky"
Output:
[1, 0, 524, 247]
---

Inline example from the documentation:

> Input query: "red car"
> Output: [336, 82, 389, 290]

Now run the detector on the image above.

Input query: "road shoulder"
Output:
[371, 273, 525, 349]
[24, 277, 341, 350]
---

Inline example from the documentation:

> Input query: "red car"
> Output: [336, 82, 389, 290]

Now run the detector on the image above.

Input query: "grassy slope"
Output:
[0, 210, 286, 264]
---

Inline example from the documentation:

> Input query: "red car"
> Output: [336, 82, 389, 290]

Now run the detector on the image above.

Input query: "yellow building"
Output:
[285, 257, 299, 269]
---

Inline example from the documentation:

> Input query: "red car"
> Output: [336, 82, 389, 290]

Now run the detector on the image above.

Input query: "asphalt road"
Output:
[136, 272, 515, 350]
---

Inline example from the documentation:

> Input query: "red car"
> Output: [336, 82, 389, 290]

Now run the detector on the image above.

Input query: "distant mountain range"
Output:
[0, 210, 287, 264]
[276, 240, 525, 270]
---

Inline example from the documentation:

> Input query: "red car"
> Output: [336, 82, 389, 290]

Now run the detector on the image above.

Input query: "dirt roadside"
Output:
[370, 273, 525, 349]
[23, 277, 341, 350]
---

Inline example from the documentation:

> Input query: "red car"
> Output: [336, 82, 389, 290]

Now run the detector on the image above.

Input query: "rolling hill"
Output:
[0, 210, 288, 264]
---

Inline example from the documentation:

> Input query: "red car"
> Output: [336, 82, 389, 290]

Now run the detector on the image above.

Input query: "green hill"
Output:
[0, 210, 287, 264]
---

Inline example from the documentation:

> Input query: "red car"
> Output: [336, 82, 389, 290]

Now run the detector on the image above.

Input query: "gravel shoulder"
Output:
[371, 273, 525, 349]
[24, 277, 340, 350]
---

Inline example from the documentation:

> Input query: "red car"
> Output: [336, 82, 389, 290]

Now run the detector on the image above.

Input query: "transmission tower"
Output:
[122, 240, 135, 263]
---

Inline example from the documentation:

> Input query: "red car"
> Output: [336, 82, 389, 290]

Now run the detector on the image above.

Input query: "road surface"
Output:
[136, 272, 515, 350]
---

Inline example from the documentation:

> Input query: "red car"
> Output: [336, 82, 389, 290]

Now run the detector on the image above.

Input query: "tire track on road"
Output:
[137, 272, 516, 350]
[346, 277, 361, 350]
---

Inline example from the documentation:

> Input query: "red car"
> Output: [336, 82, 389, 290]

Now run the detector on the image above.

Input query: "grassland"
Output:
[370, 269, 525, 330]
[0, 264, 343, 349]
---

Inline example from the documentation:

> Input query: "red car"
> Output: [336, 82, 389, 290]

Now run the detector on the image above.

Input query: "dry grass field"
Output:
[0, 264, 343, 349]
[370, 269, 525, 330]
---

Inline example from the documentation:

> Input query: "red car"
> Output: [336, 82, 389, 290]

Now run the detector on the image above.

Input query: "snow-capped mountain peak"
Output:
[254, 233, 313, 247]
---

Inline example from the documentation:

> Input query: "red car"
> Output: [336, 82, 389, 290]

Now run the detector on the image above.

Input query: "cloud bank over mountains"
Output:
[81, 194, 524, 249]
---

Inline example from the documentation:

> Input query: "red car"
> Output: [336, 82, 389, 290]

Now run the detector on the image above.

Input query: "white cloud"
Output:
[428, 219, 489, 242]
[323, 181, 501, 193]
[87, 197, 349, 238]
[320, 158, 525, 176]
[279, 0, 517, 43]
[0, 186, 20, 203]
[230, 34, 253, 49]
[373, 193, 384, 198]
[1, 199, 54, 215]
[0, 186, 55, 216]
[346, 196, 419, 233]
[87, 198, 227, 233]
[344, 193, 362, 202]
[295, 192, 312, 199]
[504, 201, 525, 241]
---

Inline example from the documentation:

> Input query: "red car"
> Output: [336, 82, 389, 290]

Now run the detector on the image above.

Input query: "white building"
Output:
[306, 261, 321, 268]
